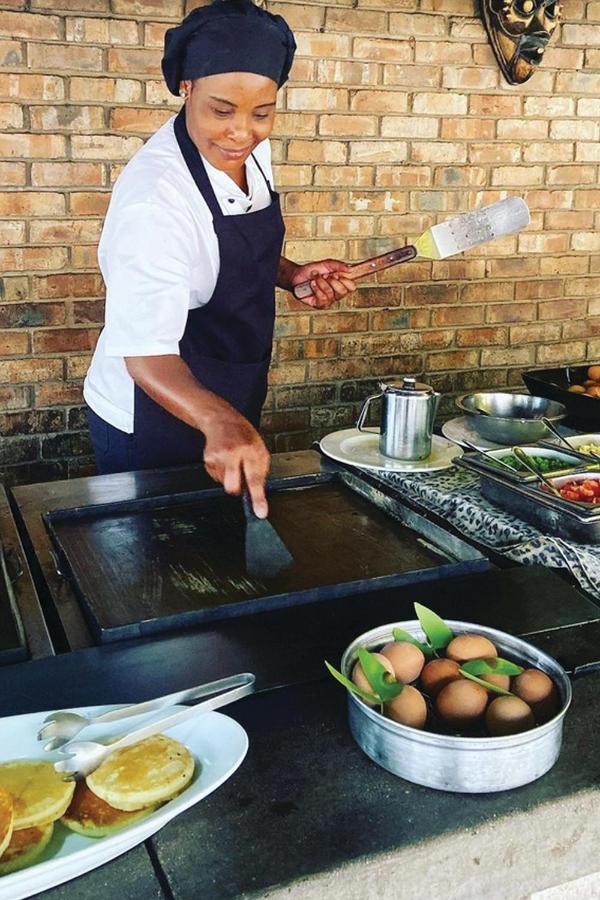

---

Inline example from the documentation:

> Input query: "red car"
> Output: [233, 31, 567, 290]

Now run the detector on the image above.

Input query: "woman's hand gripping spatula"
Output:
[292, 197, 530, 300]
[242, 492, 293, 580]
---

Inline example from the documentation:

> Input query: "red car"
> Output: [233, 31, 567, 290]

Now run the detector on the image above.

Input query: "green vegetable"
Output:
[459, 668, 513, 697]
[461, 657, 523, 677]
[356, 648, 405, 702]
[324, 661, 379, 705]
[489, 453, 577, 474]
[392, 628, 434, 658]
[414, 603, 454, 651]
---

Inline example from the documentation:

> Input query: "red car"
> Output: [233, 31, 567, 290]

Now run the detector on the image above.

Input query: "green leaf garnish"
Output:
[357, 648, 404, 702]
[461, 657, 523, 678]
[325, 661, 379, 705]
[414, 603, 454, 650]
[392, 628, 434, 658]
[459, 668, 513, 697]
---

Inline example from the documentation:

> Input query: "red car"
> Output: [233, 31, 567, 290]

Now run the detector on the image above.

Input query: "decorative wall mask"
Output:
[482, 0, 562, 85]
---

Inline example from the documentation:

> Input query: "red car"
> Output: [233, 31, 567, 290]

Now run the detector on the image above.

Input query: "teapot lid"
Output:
[382, 376, 435, 396]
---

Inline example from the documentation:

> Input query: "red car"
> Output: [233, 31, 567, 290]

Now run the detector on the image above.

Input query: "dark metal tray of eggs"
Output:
[42, 469, 488, 643]
[522, 366, 600, 426]
[457, 454, 600, 542]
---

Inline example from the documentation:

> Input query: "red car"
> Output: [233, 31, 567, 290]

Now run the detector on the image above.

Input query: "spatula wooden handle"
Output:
[292, 245, 418, 300]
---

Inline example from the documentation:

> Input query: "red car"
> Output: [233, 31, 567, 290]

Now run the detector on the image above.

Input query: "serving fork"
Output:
[38, 672, 255, 752]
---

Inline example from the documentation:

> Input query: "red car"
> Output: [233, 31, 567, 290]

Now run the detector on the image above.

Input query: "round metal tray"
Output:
[341, 619, 571, 793]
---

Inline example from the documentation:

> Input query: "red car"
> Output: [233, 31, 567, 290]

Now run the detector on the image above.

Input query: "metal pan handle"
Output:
[357, 392, 383, 432]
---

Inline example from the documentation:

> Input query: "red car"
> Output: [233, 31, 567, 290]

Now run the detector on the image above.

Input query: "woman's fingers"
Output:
[223, 461, 243, 496]
[242, 457, 269, 519]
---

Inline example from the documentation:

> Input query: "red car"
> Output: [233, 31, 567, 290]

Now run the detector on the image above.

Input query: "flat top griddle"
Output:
[44, 471, 487, 642]
[0, 545, 27, 665]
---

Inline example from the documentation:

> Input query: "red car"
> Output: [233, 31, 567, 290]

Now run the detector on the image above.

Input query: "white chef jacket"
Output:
[83, 115, 274, 433]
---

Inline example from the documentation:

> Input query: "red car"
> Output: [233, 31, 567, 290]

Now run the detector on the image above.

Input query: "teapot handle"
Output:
[356, 392, 383, 432]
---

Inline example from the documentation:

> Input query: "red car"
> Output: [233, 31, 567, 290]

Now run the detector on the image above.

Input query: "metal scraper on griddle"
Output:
[242, 492, 293, 580]
[292, 197, 530, 300]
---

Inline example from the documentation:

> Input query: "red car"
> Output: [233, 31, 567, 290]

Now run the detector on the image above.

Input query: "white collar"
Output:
[200, 151, 258, 203]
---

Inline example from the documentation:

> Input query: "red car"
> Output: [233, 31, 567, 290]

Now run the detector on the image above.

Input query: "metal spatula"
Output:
[293, 197, 530, 299]
[242, 493, 293, 580]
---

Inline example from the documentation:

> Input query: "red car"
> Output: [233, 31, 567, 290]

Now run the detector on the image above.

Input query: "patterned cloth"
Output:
[371, 466, 600, 601]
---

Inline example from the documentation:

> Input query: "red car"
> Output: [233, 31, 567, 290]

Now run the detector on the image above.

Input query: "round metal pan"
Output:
[341, 619, 571, 793]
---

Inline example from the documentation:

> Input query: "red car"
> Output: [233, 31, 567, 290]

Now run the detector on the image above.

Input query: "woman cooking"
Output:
[83, 0, 356, 518]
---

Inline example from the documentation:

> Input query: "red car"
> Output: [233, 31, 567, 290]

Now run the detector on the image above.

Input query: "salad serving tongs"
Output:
[38, 672, 255, 752]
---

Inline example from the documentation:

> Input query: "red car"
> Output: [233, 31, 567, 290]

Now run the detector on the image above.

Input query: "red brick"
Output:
[69, 192, 110, 216]
[510, 323, 562, 345]
[32, 273, 103, 299]
[0, 133, 66, 158]
[0, 358, 62, 384]
[539, 298, 588, 320]
[428, 349, 479, 370]
[486, 303, 536, 324]
[405, 283, 458, 305]
[536, 342, 586, 365]
[110, 107, 174, 133]
[457, 326, 507, 347]
[33, 328, 99, 354]
[30, 105, 105, 132]
[0, 330, 28, 355]
[34, 382, 84, 407]
[0, 161, 25, 185]
[369, 309, 430, 330]
[28, 43, 103, 71]
[31, 162, 103, 187]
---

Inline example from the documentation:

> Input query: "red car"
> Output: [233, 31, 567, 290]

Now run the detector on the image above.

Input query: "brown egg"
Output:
[420, 658, 461, 698]
[436, 679, 488, 728]
[486, 696, 535, 736]
[512, 668, 559, 723]
[445, 634, 498, 663]
[587, 365, 600, 381]
[380, 641, 425, 684]
[481, 673, 510, 692]
[352, 653, 395, 706]
[568, 385, 586, 394]
[385, 685, 427, 729]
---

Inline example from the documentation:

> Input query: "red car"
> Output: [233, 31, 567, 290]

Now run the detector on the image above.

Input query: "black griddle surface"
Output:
[0, 547, 27, 665]
[44, 477, 483, 642]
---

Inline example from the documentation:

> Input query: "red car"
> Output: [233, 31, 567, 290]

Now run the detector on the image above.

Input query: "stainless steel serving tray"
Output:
[457, 456, 600, 542]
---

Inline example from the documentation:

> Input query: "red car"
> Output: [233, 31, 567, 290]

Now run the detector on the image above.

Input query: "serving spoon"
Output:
[512, 446, 562, 497]
[462, 439, 519, 476]
[52, 672, 255, 780]
[38, 673, 253, 752]
[541, 417, 600, 466]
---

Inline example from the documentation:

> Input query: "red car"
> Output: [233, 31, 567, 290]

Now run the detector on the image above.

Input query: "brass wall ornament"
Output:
[483, 0, 562, 85]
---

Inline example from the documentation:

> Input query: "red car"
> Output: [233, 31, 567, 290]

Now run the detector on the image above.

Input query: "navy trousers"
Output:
[87, 406, 136, 475]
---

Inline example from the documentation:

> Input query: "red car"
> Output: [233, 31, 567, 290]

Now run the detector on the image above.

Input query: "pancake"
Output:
[0, 760, 75, 829]
[87, 735, 195, 812]
[0, 786, 14, 859]
[62, 781, 158, 838]
[0, 822, 53, 876]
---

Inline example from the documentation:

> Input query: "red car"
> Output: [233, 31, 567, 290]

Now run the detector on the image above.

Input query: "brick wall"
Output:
[0, 0, 599, 484]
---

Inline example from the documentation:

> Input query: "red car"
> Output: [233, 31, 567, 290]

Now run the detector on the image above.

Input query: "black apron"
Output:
[133, 109, 285, 469]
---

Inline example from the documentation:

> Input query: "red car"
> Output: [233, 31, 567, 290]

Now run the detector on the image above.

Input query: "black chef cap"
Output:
[162, 0, 296, 96]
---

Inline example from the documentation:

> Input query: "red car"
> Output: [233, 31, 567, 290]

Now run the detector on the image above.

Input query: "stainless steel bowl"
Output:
[341, 620, 571, 793]
[456, 392, 567, 444]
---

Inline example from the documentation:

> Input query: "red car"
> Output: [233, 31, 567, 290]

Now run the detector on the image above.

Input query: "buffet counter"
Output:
[3, 452, 600, 897]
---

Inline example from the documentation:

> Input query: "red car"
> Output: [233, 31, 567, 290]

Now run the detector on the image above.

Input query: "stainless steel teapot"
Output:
[356, 377, 441, 461]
